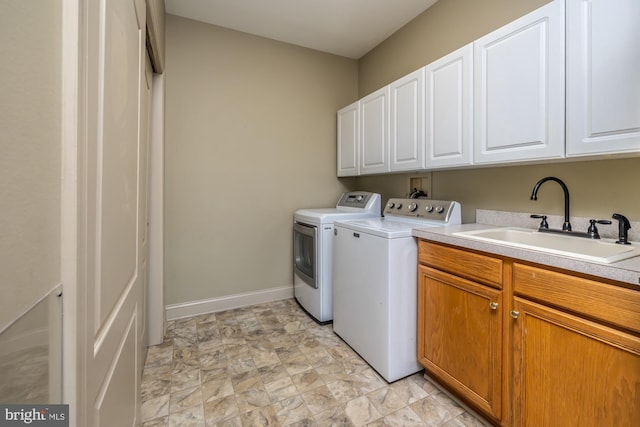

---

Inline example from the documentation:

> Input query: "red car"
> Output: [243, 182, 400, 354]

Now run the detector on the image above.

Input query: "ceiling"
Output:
[164, 0, 439, 59]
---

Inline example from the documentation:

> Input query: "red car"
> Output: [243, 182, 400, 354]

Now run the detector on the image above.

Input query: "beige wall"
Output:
[165, 15, 357, 305]
[358, 0, 551, 96]
[356, 0, 640, 224]
[0, 1, 62, 330]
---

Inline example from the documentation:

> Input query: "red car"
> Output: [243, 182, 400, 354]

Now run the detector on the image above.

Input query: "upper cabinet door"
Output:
[390, 68, 425, 172]
[360, 86, 390, 174]
[337, 101, 360, 176]
[425, 43, 473, 169]
[566, 0, 640, 157]
[473, 0, 565, 164]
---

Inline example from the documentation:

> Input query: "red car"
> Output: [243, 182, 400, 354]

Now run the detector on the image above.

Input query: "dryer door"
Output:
[293, 221, 317, 288]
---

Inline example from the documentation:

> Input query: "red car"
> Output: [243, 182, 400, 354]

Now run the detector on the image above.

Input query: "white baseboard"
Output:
[165, 285, 294, 321]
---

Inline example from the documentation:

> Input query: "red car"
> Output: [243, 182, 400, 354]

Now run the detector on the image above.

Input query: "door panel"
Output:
[97, 0, 141, 328]
[84, 0, 146, 425]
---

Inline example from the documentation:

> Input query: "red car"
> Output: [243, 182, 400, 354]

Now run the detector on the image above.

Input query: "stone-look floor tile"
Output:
[197, 323, 221, 343]
[171, 366, 200, 392]
[389, 377, 429, 404]
[291, 369, 324, 393]
[410, 396, 456, 427]
[300, 384, 339, 415]
[275, 346, 304, 361]
[366, 387, 406, 416]
[144, 346, 174, 369]
[273, 395, 313, 426]
[194, 312, 217, 324]
[430, 391, 465, 419]
[142, 394, 170, 422]
[252, 350, 281, 369]
[209, 416, 243, 427]
[314, 406, 354, 426]
[142, 299, 493, 427]
[343, 395, 383, 426]
[282, 355, 313, 376]
[230, 369, 263, 393]
[201, 363, 228, 383]
[325, 379, 360, 403]
[226, 354, 256, 375]
[257, 362, 290, 384]
[441, 412, 490, 427]
[315, 362, 350, 384]
[349, 370, 386, 395]
[141, 371, 171, 403]
[379, 406, 426, 426]
[168, 405, 204, 427]
[303, 348, 334, 367]
[202, 376, 234, 403]
[170, 385, 203, 413]
[240, 405, 278, 426]
[268, 334, 296, 349]
[142, 415, 168, 427]
[173, 347, 200, 370]
[236, 387, 271, 414]
[264, 377, 300, 404]
[204, 395, 239, 423]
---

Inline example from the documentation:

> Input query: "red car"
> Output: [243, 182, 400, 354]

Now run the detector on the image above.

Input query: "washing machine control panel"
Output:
[384, 198, 460, 223]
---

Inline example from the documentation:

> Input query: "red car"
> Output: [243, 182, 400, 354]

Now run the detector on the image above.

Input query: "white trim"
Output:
[165, 286, 294, 321]
[61, 0, 82, 424]
[147, 72, 165, 346]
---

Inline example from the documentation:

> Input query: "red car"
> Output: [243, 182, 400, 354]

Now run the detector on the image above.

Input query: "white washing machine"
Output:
[293, 192, 381, 323]
[333, 198, 461, 382]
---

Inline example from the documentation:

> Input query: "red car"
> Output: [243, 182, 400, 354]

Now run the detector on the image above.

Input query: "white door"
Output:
[425, 43, 473, 169]
[473, 0, 565, 164]
[81, 0, 147, 425]
[566, 0, 640, 156]
[360, 86, 390, 174]
[337, 101, 360, 176]
[390, 68, 425, 172]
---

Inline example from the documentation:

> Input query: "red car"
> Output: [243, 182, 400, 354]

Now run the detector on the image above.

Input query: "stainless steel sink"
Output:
[452, 227, 640, 263]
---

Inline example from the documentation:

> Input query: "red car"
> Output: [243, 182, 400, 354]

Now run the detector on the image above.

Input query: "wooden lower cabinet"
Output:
[418, 240, 640, 427]
[418, 264, 503, 423]
[512, 297, 640, 426]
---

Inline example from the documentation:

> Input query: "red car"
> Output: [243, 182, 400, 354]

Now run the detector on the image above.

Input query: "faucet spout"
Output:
[530, 176, 571, 231]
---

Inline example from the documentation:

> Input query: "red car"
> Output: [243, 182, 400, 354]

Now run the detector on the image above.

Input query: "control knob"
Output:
[396, 203, 403, 209]
[425, 205, 434, 213]
[435, 206, 445, 214]
[387, 202, 395, 209]
[408, 202, 418, 212]
[356, 195, 363, 201]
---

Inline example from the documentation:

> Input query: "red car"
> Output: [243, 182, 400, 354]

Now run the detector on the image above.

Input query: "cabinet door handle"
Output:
[510, 310, 520, 319]
[489, 302, 499, 310]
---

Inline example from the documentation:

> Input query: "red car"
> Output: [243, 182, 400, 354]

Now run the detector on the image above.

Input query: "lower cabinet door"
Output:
[512, 297, 640, 426]
[418, 265, 503, 421]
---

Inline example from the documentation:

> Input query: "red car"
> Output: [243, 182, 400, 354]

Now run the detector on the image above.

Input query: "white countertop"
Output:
[413, 222, 640, 288]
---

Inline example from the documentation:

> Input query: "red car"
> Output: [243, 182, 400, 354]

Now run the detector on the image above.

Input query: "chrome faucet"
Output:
[530, 176, 572, 231]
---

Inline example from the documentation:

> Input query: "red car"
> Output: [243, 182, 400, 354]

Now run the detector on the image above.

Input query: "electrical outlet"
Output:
[408, 173, 432, 198]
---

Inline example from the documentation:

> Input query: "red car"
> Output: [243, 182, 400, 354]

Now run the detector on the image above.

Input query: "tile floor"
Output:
[141, 298, 489, 426]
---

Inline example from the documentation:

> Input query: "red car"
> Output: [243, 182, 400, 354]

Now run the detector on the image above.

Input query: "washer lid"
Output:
[334, 217, 442, 239]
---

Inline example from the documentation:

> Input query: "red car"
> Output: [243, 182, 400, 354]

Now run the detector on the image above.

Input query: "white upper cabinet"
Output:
[473, 0, 565, 164]
[337, 101, 359, 177]
[390, 68, 425, 172]
[566, 0, 640, 157]
[425, 43, 473, 169]
[360, 86, 390, 174]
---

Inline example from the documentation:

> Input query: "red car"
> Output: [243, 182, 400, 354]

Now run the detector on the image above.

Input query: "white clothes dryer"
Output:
[293, 192, 381, 323]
